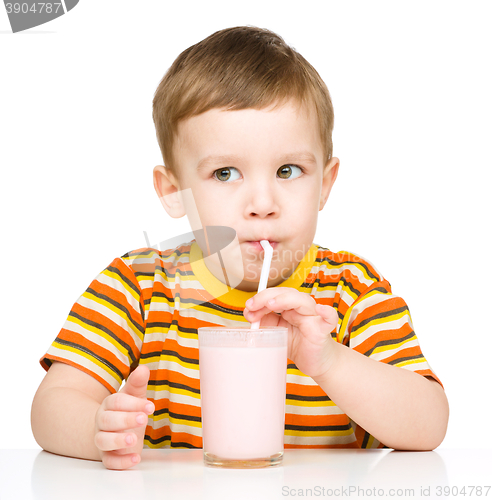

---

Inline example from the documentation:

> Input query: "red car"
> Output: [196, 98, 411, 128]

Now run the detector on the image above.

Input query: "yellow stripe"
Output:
[337, 301, 357, 344]
[285, 429, 353, 437]
[371, 335, 416, 356]
[286, 399, 334, 408]
[104, 268, 140, 304]
[143, 353, 199, 371]
[342, 285, 359, 304]
[82, 290, 144, 342]
[150, 386, 200, 399]
[392, 357, 428, 369]
[52, 340, 121, 384]
[337, 289, 391, 344]
[337, 252, 378, 282]
[176, 330, 200, 341]
[151, 414, 202, 428]
[145, 440, 170, 449]
[67, 314, 131, 359]
[287, 369, 310, 377]
[360, 288, 388, 300]
[189, 302, 245, 322]
[351, 309, 409, 341]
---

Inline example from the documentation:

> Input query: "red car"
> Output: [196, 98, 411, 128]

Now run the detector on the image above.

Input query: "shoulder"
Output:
[119, 241, 194, 277]
[313, 245, 389, 294]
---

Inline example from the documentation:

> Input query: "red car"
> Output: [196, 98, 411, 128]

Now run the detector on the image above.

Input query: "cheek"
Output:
[284, 199, 319, 230]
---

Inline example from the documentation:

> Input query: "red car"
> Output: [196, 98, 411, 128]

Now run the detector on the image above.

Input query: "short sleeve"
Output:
[338, 280, 443, 448]
[40, 257, 146, 393]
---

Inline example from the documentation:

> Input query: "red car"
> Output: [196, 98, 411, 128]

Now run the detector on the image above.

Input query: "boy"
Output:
[31, 26, 449, 470]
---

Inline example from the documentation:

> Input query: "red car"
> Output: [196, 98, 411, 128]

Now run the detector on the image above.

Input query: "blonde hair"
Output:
[153, 26, 334, 181]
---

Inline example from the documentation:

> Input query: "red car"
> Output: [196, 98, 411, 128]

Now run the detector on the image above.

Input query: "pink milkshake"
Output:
[198, 327, 288, 468]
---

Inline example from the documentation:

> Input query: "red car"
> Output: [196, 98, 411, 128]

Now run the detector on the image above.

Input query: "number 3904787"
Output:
[5, 3, 62, 14]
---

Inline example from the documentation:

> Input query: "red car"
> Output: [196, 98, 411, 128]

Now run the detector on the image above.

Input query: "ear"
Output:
[319, 157, 340, 211]
[153, 165, 186, 218]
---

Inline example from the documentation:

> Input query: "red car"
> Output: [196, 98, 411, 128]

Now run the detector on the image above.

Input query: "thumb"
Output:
[316, 303, 338, 330]
[120, 364, 150, 399]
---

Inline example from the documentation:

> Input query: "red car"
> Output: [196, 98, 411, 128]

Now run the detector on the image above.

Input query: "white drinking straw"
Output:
[250, 240, 273, 330]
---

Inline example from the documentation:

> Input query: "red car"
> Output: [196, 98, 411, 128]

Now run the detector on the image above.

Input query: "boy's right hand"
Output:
[94, 365, 155, 470]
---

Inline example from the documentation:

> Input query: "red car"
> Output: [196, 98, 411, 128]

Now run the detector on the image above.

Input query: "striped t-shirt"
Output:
[41, 241, 442, 449]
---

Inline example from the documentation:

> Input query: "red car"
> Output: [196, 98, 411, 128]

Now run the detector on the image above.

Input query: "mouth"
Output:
[244, 240, 278, 251]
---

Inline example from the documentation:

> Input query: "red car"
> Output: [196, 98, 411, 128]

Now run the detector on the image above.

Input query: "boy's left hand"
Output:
[244, 288, 340, 380]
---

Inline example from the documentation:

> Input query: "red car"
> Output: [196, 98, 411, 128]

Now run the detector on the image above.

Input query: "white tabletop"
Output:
[1, 449, 490, 500]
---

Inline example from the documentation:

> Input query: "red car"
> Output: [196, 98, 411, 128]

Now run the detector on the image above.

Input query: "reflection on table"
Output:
[0, 448, 490, 500]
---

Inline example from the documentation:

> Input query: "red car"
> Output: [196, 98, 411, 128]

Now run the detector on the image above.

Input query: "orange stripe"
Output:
[56, 329, 131, 378]
[40, 355, 116, 394]
[285, 413, 350, 426]
[286, 383, 329, 397]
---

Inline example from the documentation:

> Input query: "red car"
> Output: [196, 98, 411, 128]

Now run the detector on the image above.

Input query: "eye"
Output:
[277, 164, 303, 180]
[213, 167, 241, 182]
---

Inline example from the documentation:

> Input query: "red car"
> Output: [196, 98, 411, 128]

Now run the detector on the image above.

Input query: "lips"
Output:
[245, 240, 278, 251]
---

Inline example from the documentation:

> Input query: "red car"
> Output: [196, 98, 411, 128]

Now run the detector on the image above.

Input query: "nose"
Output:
[244, 180, 280, 219]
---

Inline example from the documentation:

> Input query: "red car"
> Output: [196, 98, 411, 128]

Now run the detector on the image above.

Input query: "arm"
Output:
[31, 361, 155, 469]
[314, 342, 449, 450]
[244, 290, 449, 451]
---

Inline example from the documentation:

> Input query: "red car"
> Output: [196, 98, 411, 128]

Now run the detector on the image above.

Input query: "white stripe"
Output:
[96, 272, 141, 314]
[338, 293, 357, 314]
[346, 292, 398, 334]
[350, 314, 410, 349]
[287, 374, 317, 386]
[151, 391, 200, 405]
[285, 405, 344, 416]
[164, 329, 200, 349]
[398, 359, 432, 372]
[138, 277, 163, 291]
[143, 359, 199, 379]
[319, 262, 376, 288]
[338, 250, 384, 280]
[368, 338, 420, 362]
[63, 318, 134, 367]
[310, 289, 336, 300]
[150, 419, 203, 437]
[146, 300, 173, 316]
[75, 295, 143, 349]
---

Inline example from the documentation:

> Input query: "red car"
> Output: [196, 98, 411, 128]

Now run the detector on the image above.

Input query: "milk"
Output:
[198, 327, 288, 467]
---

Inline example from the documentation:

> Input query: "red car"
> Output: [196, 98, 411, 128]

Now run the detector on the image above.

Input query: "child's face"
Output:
[154, 100, 339, 292]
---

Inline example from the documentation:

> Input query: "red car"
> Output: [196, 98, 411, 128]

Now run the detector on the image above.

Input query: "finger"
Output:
[102, 392, 155, 414]
[247, 309, 285, 328]
[263, 292, 317, 317]
[259, 311, 287, 328]
[245, 288, 291, 312]
[95, 430, 138, 452]
[101, 450, 141, 470]
[315, 303, 339, 329]
[120, 365, 151, 399]
[246, 288, 315, 316]
[243, 305, 274, 322]
[97, 409, 149, 432]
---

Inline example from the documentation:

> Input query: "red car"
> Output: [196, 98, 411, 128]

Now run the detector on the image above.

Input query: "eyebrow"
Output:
[196, 152, 318, 171]
[196, 155, 243, 171]
[278, 152, 318, 165]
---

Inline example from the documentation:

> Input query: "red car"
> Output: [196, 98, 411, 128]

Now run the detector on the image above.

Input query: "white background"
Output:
[1, 1, 491, 450]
